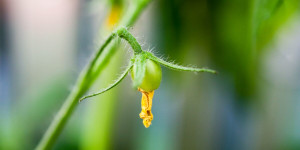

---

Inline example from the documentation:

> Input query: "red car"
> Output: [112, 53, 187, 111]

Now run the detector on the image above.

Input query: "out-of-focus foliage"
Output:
[158, 0, 299, 102]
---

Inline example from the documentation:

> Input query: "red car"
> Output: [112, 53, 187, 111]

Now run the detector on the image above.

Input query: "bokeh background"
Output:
[1, 0, 300, 149]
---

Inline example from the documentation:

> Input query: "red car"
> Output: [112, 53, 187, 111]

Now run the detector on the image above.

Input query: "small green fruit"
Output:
[131, 59, 162, 92]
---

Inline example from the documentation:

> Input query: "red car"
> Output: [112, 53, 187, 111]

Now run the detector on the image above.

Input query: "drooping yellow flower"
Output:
[138, 88, 154, 128]
[131, 59, 161, 128]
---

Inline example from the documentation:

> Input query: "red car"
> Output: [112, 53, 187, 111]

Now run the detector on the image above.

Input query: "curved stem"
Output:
[86, 27, 143, 78]
[115, 27, 143, 54]
[36, 1, 151, 149]
[79, 63, 133, 102]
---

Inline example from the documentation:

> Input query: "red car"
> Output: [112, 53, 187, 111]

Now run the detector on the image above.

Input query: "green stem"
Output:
[148, 53, 217, 74]
[116, 27, 143, 54]
[35, 73, 89, 150]
[79, 63, 133, 102]
[36, 1, 151, 149]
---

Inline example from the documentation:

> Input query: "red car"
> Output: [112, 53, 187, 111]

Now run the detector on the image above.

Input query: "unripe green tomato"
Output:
[131, 59, 162, 92]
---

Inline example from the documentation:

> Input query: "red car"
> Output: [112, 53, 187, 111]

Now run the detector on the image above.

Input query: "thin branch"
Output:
[79, 63, 133, 102]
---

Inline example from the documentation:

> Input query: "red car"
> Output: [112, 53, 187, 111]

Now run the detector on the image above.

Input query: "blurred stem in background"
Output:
[156, 0, 216, 149]
[207, 0, 299, 103]
[81, 44, 121, 150]
[36, 0, 151, 149]
[81, 0, 123, 149]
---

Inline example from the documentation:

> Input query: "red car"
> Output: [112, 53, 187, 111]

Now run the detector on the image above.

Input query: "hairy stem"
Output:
[116, 27, 143, 54]
[148, 53, 217, 74]
[36, 1, 151, 149]
[79, 63, 133, 102]
[36, 73, 89, 150]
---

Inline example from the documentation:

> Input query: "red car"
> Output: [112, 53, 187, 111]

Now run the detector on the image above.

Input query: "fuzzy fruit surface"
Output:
[132, 59, 162, 92]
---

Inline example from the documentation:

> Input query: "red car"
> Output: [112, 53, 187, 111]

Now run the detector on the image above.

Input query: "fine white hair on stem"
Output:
[147, 52, 217, 74]
[147, 46, 159, 55]
[79, 63, 133, 102]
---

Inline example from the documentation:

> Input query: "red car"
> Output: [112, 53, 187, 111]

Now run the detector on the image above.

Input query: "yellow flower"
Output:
[138, 88, 154, 128]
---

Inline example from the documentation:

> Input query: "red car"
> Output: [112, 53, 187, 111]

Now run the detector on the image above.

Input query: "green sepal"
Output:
[147, 52, 217, 74]
[131, 54, 147, 89]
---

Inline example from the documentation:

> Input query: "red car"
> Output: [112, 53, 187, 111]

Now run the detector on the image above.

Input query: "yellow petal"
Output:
[138, 88, 154, 128]
[106, 5, 122, 30]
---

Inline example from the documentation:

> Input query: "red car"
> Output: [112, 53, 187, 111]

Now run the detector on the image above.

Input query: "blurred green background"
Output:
[1, 0, 300, 149]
